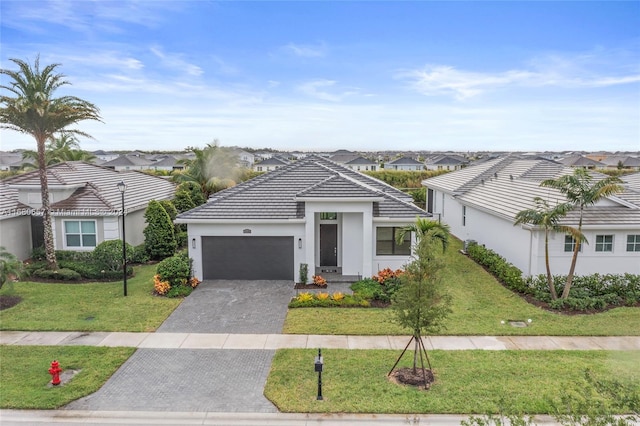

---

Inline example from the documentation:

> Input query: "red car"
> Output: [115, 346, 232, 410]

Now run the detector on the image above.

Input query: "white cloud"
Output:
[297, 79, 360, 102]
[150, 46, 203, 77]
[284, 42, 326, 58]
[401, 49, 640, 100]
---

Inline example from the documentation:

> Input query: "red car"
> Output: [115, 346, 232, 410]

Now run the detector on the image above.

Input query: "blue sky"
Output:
[1, 1, 639, 153]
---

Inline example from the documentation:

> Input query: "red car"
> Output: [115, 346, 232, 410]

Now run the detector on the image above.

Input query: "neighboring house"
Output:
[92, 150, 120, 162]
[230, 148, 255, 168]
[385, 156, 424, 171]
[600, 155, 640, 171]
[424, 154, 469, 171]
[252, 157, 289, 172]
[101, 154, 153, 171]
[148, 155, 186, 172]
[558, 155, 604, 169]
[0, 151, 27, 171]
[0, 182, 32, 260]
[422, 157, 640, 277]
[344, 156, 377, 171]
[1, 162, 175, 258]
[177, 155, 429, 282]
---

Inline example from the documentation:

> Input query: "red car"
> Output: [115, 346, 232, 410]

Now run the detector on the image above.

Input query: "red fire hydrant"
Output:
[49, 360, 62, 386]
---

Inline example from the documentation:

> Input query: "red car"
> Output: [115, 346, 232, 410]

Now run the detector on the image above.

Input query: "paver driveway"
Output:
[66, 280, 294, 412]
[157, 280, 295, 334]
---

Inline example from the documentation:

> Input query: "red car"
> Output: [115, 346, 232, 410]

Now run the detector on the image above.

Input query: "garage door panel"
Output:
[202, 236, 294, 280]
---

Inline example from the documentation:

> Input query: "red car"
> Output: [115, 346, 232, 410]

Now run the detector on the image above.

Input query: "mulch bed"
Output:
[389, 367, 435, 390]
[0, 295, 22, 311]
[294, 283, 328, 290]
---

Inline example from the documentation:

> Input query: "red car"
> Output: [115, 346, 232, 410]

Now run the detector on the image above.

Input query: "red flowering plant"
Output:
[312, 275, 328, 287]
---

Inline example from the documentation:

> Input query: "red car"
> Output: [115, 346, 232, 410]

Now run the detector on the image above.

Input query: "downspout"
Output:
[527, 227, 533, 276]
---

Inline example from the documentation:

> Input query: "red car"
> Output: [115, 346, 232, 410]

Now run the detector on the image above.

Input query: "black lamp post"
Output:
[314, 348, 323, 400]
[117, 180, 127, 297]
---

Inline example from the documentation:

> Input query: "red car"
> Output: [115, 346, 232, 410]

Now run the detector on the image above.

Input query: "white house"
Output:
[177, 155, 428, 282]
[422, 157, 640, 277]
[0, 182, 32, 260]
[385, 156, 424, 171]
[252, 157, 289, 172]
[1, 162, 175, 258]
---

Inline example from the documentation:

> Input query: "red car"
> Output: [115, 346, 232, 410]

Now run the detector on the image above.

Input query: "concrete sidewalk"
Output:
[0, 410, 561, 425]
[2, 330, 639, 350]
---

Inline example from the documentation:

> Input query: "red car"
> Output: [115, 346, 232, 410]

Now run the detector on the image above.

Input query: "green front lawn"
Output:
[265, 349, 640, 414]
[0, 264, 182, 332]
[0, 345, 135, 409]
[284, 239, 640, 336]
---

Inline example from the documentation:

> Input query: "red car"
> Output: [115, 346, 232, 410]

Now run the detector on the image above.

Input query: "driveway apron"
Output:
[66, 280, 294, 412]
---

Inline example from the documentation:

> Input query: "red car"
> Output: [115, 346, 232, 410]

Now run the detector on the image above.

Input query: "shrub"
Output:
[175, 231, 188, 249]
[144, 200, 177, 260]
[312, 275, 327, 287]
[156, 253, 190, 287]
[466, 242, 526, 293]
[92, 240, 135, 272]
[30, 246, 45, 261]
[288, 292, 370, 308]
[351, 278, 384, 300]
[58, 260, 132, 280]
[166, 284, 193, 298]
[176, 182, 206, 206]
[299, 263, 309, 285]
[33, 268, 81, 281]
[55, 250, 93, 262]
[130, 243, 150, 264]
[173, 190, 196, 213]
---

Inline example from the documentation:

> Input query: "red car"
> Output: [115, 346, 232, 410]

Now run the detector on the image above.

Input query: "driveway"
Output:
[157, 280, 295, 334]
[66, 280, 294, 413]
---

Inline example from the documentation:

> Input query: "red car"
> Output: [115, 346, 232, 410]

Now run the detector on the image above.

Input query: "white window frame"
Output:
[63, 219, 97, 249]
[595, 234, 614, 252]
[563, 235, 582, 253]
[627, 235, 640, 252]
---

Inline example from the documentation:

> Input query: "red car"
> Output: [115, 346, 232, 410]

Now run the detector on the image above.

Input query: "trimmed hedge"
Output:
[466, 242, 526, 293]
[32, 268, 81, 281]
[466, 242, 640, 311]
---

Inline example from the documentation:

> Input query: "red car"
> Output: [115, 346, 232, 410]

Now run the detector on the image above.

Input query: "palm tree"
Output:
[541, 169, 624, 299]
[514, 197, 577, 300]
[1, 56, 101, 269]
[175, 142, 239, 199]
[396, 216, 451, 253]
[21, 133, 94, 168]
[0, 247, 24, 290]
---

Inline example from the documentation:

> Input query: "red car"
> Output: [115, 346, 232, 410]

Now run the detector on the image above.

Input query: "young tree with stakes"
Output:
[388, 222, 452, 390]
[0, 56, 101, 269]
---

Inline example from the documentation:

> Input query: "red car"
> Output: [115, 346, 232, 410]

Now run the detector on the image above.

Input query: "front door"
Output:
[320, 224, 337, 266]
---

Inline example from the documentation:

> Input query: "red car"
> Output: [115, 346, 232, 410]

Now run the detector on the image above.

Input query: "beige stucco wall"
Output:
[0, 216, 32, 260]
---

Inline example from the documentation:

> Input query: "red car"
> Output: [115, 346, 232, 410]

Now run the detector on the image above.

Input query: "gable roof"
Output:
[0, 182, 30, 220]
[345, 156, 376, 165]
[255, 157, 289, 166]
[4, 162, 175, 213]
[423, 157, 640, 226]
[178, 155, 425, 221]
[388, 156, 423, 165]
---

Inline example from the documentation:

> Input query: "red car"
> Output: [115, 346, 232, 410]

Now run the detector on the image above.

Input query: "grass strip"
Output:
[265, 349, 640, 414]
[0, 263, 182, 332]
[0, 345, 135, 409]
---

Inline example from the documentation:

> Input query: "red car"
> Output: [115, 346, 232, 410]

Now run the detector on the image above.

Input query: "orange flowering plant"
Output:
[372, 268, 404, 284]
[153, 274, 171, 295]
[312, 275, 327, 287]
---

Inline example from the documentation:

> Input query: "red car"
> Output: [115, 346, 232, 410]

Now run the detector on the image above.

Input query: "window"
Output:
[462, 206, 466, 226]
[64, 220, 97, 248]
[595, 235, 614, 252]
[627, 235, 640, 252]
[564, 236, 582, 253]
[320, 212, 337, 220]
[376, 227, 411, 256]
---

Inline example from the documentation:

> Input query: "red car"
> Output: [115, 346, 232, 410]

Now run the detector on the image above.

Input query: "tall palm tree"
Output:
[396, 216, 451, 253]
[1, 56, 101, 269]
[514, 197, 577, 300]
[541, 169, 623, 299]
[21, 133, 94, 168]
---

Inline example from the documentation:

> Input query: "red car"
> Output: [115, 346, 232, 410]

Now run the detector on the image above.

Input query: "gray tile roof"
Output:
[345, 156, 376, 165]
[423, 158, 640, 226]
[3, 162, 175, 214]
[178, 155, 426, 221]
[255, 157, 289, 166]
[389, 156, 423, 165]
[0, 182, 31, 219]
[101, 155, 152, 167]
